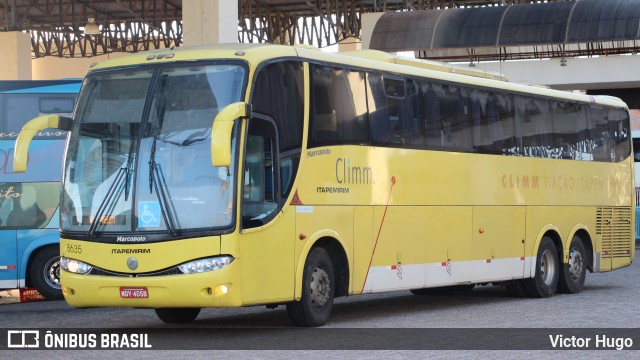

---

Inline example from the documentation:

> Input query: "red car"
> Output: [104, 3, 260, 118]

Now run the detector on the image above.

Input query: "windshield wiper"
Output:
[148, 135, 179, 236]
[88, 167, 127, 237]
[124, 140, 136, 201]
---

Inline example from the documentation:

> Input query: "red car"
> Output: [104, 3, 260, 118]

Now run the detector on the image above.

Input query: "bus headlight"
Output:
[178, 256, 234, 274]
[60, 257, 93, 274]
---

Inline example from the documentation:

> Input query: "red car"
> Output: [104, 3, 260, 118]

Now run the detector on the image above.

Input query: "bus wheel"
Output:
[505, 280, 527, 298]
[524, 237, 559, 298]
[29, 246, 63, 300]
[286, 247, 335, 327]
[557, 237, 587, 294]
[155, 308, 201, 324]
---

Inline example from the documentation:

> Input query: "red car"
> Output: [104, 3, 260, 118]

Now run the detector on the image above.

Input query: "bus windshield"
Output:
[61, 64, 245, 235]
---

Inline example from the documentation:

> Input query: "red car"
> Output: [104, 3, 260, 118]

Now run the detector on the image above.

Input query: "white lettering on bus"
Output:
[116, 236, 147, 242]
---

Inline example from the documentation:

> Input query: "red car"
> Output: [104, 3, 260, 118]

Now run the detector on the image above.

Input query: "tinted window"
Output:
[40, 97, 75, 113]
[609, 108, 630, 161]
[518, 96, 553, 158]
[309, 65, 369, 147]
[589, 106, 611, 162]
[419, 82, 442, 148]
[253, 62, 304, 151]
[0, 182, 60, 229]
[552, 101, 587, 160]
[438, 84, 472, 151]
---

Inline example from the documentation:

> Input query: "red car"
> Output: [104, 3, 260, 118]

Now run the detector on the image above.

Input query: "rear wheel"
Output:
[524, 237, 559, 298]
[557, 237, 587, 294]
[155, 308, 201, 323]
[286, 247, 335, 327]
[29, 246, 63, 300]
[505, 280, 527, 298]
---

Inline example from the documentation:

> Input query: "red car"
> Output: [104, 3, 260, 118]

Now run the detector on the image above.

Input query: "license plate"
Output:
[119, 287, 149, 299]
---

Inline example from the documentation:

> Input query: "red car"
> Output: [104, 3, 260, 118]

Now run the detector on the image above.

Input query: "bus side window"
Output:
[608, 108, 631, 162]
[5, 185, 46, 228]
[589, 106, 610, 162]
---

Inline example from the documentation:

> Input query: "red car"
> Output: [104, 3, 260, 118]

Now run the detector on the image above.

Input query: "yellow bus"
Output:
[14, 44, 635, 326]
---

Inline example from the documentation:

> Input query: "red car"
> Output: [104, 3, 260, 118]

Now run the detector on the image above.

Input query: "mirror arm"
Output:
[13, 115, 73, 172]
[211, 102, 251, 167]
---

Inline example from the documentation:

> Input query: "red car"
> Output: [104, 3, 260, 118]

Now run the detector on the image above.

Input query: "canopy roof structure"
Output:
[370, 0, 640, 61]
[0, 0, 558, 58]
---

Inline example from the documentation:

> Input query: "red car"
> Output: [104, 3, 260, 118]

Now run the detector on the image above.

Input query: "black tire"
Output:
[557, 237, 587, 294]
[524, 237, 559, 298]
[286, 247, 335, 327]
[29, 246, 63, 300]
[155, 308, 201, 324]
[410, 284, 475, 296]
[505, 280, 527, 298]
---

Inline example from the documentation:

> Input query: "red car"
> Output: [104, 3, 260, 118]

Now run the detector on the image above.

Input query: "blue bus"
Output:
[0, 80, 81, 300]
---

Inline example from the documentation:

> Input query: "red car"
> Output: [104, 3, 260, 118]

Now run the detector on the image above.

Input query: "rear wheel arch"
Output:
[295, 233, 350, 300]
[26, 244, 62, 300]
[529, 228, 562, 276]
[313, 237, 350, 298]
[524, 235, 560, 298]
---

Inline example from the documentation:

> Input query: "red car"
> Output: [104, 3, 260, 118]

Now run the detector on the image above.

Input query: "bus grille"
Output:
[596, 207, 633, 258]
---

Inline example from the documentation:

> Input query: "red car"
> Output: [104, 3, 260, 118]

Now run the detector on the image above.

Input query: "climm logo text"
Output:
[335, 157, 372, 185]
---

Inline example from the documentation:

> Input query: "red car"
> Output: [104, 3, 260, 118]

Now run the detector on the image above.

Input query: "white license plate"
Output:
[119, 287, 149, 299]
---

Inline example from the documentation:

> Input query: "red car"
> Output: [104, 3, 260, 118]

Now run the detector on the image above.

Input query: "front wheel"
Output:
[524, 237, 559, 298]
[557, 237, 587, 294]
[29, 246, 63, 300]
[286, 247, 335, 327]
[155, 308, 201, 324]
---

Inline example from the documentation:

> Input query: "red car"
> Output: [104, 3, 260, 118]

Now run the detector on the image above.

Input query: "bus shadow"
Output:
[149, 280, 623, 328]
[173, 285, 519, 328]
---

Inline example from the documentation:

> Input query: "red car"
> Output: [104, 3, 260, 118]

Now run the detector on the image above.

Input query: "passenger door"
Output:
[239, 117, 295, 304]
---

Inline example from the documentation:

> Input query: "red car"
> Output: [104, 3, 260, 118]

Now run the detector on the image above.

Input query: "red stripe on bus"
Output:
[361, 176, 396, 292]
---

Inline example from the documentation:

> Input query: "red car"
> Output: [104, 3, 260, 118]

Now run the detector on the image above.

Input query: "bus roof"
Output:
[89, 43, 627, 109]
[2, 83, 82, 94]
[0, 80, 82, 94]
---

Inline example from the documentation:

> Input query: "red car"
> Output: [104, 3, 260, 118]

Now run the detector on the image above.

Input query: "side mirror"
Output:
[211, 102, 252, 167]
[13, 115, 72, 172]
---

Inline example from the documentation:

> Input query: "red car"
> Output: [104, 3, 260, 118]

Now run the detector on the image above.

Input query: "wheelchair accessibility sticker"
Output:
[138, 201, 161, 228]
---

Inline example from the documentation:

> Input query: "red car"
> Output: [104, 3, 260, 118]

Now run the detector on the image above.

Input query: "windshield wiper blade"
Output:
[88, 167, 127, 237]
[149, 136, 179, 236]
[124, 142, 136, 201]
[149, 163, 179, 236]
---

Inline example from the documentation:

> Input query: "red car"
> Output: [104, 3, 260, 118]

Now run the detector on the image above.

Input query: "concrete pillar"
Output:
[360, 12, 385, 50]
[338, 37, 361, 52]
[182, 0, 238, 46]
[0, 32, 32, 80]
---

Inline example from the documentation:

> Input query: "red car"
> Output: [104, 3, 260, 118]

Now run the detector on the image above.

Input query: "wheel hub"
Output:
[567, 248, 584, 280]
[540, 249, 556, 286]
[44, 257, 61, 289]
[309, 266, 331, 309]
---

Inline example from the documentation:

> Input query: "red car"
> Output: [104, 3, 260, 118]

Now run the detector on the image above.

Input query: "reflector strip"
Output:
[0, 265, 17, 270]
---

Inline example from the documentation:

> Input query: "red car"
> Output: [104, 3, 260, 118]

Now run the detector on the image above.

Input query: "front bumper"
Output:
[61, 260, 242, 308]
